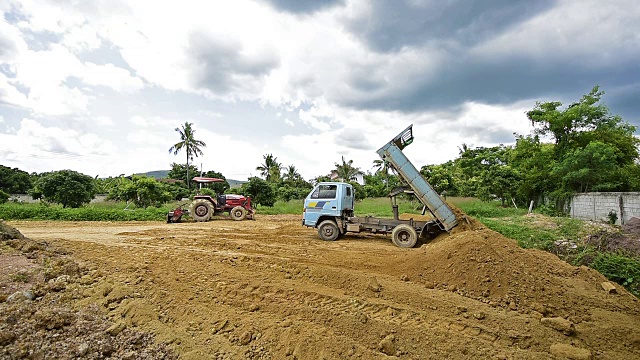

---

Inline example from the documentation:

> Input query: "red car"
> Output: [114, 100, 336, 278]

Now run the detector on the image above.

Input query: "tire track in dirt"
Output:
[10, 216, 640, 359]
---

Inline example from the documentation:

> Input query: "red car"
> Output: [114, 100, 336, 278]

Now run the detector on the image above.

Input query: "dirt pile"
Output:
[8, 216, 640, 359]
[1, 219, 25, 241]
[402, 227, 639, 317]
[0, 222, 176, 359]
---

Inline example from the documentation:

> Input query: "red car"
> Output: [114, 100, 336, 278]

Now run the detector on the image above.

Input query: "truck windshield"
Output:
[311, 185, 337, 199]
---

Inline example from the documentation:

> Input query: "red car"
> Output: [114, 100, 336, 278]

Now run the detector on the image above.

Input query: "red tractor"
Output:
[167, 177, 255, 223]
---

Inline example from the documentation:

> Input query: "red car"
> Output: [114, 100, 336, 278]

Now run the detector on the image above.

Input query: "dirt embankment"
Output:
[4, 214, 640, 359]
[0, 221, 176, 359]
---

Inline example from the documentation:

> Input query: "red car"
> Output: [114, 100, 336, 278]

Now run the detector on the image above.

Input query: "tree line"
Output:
[1, 86, 637, 211]
[420, 87, 640, 210]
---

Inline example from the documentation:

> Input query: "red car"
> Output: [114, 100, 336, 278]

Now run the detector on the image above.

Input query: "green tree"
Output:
[311, 175, 331, 185]
[108, 176, 172, 207]
[241, 177, 276, 207]
[169, 122, 207, 190]
[551, 141, 621, 193]
[455, 145, 511, 198]
[31, 170, 96, 208]
[283, 165, 301, 184]
[94, 174, 126, 194]
[168, 162, 200, 185]
[420, 162, 457, 195]
[0, 190, 8, 204]
[478, 165, 521, 206]
[510, 135, 556, 204]
[0, 165, 33, 194]
[334, 156, 362, 182]
[202, 170, 231, 194]
[525, 86, 639, 198]
[256, 154, 283, 182]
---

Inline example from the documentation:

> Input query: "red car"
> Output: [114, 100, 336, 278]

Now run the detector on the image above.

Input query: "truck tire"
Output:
[392, 224, 418, 248]
[230, 206, 247, 221]
[318, 220, 340, 241]
[190, 199, 213, 222]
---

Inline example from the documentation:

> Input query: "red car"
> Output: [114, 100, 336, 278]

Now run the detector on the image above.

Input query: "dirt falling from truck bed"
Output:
[8, 213, 640, 359]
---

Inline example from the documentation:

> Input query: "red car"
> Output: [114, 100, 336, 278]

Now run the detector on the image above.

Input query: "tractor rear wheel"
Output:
[391, 224, 418, 248]
[190, 199, 213, 222]
[230, 206, 247, 221]
[318, 220, 340, 241]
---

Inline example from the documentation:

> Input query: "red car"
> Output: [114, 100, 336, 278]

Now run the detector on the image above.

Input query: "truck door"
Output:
[303, 184, 340, 226]
[343, 184, 354, 212]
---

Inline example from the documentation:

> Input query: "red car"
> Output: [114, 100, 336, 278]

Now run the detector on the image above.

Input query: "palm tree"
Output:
[372, 159, 389, 175]
[283, 164, 301, 183]
[372, 158, 392, 188]
[334, 156, 362, 182]
[256, 154, 283, 182]
[169, 122, 206, 189]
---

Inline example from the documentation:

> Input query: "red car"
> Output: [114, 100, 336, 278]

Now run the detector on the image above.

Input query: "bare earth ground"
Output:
[4, 215, 640, 359]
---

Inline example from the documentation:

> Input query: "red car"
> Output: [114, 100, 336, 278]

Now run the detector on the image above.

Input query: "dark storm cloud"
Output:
[346, 0, 556, 53]
[336, 128, 373, 150]
[187, 32, 280, 93]
[330, 0, 640, 130]
[458, 124, 515, 145]
[263, 0, 344, 14]
[342, 55, 640, 127]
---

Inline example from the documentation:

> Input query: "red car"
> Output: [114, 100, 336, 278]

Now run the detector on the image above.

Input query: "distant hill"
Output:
[137, 170, 246, 188]
[137, 170, 169, 179]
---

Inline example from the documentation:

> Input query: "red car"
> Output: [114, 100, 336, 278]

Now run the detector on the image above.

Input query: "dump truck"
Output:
[302, 125, 457, 247]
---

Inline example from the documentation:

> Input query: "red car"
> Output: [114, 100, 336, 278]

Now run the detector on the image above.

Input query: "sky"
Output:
[0, 0, 638, 181]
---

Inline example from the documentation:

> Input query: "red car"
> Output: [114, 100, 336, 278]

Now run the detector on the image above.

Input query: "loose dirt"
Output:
[5, 215, 640, 359]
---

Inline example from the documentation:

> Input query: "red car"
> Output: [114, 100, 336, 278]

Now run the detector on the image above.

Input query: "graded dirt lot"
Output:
[8, 215, 640, 359]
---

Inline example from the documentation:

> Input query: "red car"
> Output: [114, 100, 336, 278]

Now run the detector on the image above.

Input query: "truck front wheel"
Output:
[318, 220, 340, 241]
[392, 224, 418, 248]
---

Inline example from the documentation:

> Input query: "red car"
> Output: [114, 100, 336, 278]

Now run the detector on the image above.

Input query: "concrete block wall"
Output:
[570, 192, 640, 225]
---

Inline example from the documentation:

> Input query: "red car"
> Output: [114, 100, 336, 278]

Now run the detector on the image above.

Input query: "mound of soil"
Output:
[404, 227, 639, 317]
[7, 213, 640, 359]
[1, 220, 24, 241]
[0, 223, 176, 359]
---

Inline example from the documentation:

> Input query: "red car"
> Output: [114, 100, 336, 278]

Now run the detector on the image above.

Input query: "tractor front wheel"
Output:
[230, 206, 247, 221]
[190, 199, 213, 222]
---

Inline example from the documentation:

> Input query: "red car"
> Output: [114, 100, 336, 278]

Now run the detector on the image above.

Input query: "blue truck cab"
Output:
[302, 182, 354, 227]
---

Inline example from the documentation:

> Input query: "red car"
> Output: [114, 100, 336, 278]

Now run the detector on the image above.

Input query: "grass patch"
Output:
[573, 250, 640, 297]
[257, 200, 305, 215]
[0, 202, 171, 221]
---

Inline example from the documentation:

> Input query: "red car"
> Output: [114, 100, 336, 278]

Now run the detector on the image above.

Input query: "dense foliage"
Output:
[419, 87, 640, 207]
[31, 170, 96, 208]
[0, 165, 32, 194]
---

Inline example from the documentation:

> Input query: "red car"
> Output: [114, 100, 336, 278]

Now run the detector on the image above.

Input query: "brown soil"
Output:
[0, 221, 176, 359]
[6, 216, 640, 359]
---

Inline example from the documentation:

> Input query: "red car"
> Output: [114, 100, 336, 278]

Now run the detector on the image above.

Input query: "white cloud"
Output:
[0, 72, 28, 108]
[78, 62, 144, 92]
[284, 118, 294, 127]
[94, 116, 114, 126]
[129, 115, 148, 127]
[62, 23, 102, 52]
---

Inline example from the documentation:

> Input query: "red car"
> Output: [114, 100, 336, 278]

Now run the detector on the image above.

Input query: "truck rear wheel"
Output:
[392, 224, 418, 248]
[230, 206, 247, 221]
[318, 220, 340, 241]
[190, 199, 213, 222]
